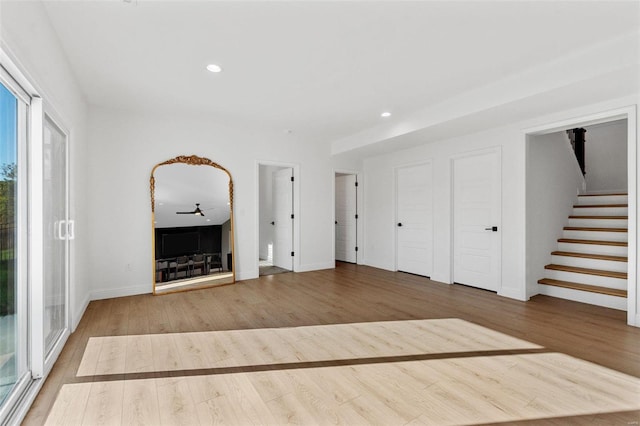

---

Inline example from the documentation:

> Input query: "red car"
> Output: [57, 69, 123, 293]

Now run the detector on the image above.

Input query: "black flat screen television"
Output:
[162, 232, 200, 257]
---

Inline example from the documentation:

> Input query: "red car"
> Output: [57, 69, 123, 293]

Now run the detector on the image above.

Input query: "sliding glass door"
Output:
[43, 116, 69, 359]
[0, 71, 30, 419]
[0, 52, 72, 425]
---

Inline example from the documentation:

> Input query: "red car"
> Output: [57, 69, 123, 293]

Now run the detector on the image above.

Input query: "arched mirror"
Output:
[150, 155, 234, 295]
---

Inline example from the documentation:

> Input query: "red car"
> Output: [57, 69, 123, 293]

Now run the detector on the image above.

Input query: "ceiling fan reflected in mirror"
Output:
[176, 203, 205, 216]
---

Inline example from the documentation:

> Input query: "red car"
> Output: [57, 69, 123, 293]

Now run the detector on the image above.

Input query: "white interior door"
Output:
[453, 149, 501, 291]
[335, 174, 357, 263]
[396, 162, 433, 277]
[272, 168, 293, 270]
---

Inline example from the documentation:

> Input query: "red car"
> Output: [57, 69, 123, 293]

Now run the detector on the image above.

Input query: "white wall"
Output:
[362, 96, 638, 307]
[584, 119, 628, 192]
[258, 165, 280, 261]
[363, 124, 527, 300]
[221, 219, 231, 271]
[0, 1, 90, 330]
[86, 107, 337, 299]
[526, 131, 585, 297]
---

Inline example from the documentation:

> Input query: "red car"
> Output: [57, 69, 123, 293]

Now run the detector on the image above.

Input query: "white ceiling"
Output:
[153, 163, 231, 228]
[40, 1, 640, 145]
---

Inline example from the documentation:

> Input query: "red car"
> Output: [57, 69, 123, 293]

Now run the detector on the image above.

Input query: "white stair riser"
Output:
[576, 195, 628, 205]
[545, 269, 626, 289]
[562, 230, 628, 242]
[550, 255, 628, 273]
[568, 218, 627, 228]
[557, 242, 627, 256]
[537, 285, 626, 310]
[572, 206, 628, 216]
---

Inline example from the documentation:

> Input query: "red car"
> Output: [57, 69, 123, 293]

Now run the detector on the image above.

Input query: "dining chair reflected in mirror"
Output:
[174, 256, 190, 280]
[156, 260, 169, 282]
[191, 254, 205, 276]
[210, 253, 223, 273]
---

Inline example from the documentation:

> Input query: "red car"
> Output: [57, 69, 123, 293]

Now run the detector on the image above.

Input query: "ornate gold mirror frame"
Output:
[150, 155, 235, 295]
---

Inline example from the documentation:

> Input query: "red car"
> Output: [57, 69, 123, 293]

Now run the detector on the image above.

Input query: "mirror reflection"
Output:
[151, 156, 234, 294]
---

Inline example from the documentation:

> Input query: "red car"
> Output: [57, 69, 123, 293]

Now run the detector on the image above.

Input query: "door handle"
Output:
[68, 220, 75, 240]
[271, 221, 275, 225]
[397, 223, 403, 227]
[484, 226, 498, 232]
[57, 220, 67, 240]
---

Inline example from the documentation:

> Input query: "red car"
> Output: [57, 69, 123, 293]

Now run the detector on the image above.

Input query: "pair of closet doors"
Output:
[395, 151, 501, 292]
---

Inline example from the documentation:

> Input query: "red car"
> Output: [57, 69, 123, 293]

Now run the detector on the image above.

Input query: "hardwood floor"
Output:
[24, 263, 640, 425]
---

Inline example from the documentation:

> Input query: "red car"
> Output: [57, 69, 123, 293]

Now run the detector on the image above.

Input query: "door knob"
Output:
[271, 221, 275, 225]
[397, 223, 403, 227]
[484, 226, 498, 232]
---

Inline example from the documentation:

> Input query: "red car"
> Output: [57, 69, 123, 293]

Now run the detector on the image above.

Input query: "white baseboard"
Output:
[235, 270, 258, 281]
[362, 260, 395, 272]
[72, 294, 90, 332]
[430, 273, 450, 284]
[498, 286, 528, 301]
[296, 262, 335, 272]
[90, 284, 151, 301]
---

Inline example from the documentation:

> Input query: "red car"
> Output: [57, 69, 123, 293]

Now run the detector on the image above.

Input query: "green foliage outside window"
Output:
[0, 162, 16, 316]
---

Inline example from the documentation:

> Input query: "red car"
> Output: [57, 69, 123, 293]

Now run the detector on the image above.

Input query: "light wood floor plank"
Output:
[123, 335, 153, 374]
[75, 337, 101, 377]
[81, 381, 124, 426]
[120, 378, 160, 426]
[75, 318, 542, 376]
[155, 377, 199, 425]
[45, 353, 640, 425]
[26, 263, 640, 425]
[43, 383, 91, 426]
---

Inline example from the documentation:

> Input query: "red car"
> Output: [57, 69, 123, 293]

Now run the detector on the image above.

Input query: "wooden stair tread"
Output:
[544, 264, 627, 279]
[538, 278, 627, 297]
[573, 204, 628, 208]
[550, 251, 628, 262]
[578, 193, 627, 197]
[558, 238, 627, 247]
[568, 215, 628, 219]
[563, 227, 627, 232]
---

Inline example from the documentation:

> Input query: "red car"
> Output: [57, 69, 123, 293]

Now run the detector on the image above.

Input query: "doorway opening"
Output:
[258, 163, 295, 276]
[335, 172, 358, 264]
[526, 111, 634, 321]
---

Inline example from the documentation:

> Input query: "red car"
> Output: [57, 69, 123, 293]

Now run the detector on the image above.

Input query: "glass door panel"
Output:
[43, 116, 68, 356]
[0, 78, 28, 411]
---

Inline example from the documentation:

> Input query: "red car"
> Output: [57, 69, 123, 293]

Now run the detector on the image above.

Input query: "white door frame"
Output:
[523, 105, 638, 327]
[333, 169, 361, 264]
[450, 147, 502, 292]
[41, 109, 72, 376]
[256, 161, 301, 275]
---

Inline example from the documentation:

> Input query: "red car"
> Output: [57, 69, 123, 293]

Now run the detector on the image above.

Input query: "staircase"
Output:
[538, 193, 628, 310]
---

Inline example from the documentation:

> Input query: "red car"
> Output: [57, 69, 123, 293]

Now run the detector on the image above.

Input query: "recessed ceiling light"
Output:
[381, 112, 391, 118]
[206, 64, 222, 73]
